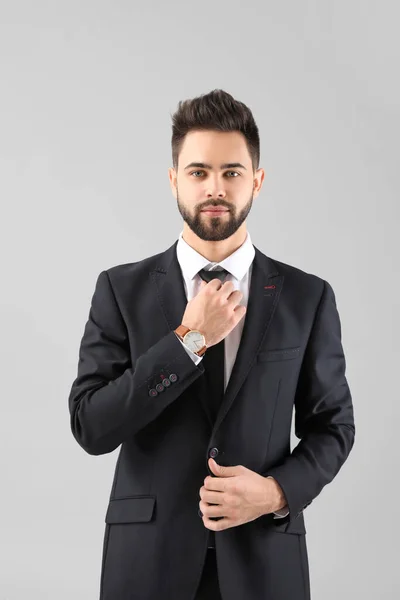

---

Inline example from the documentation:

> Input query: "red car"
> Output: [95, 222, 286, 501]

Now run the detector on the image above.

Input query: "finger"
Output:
[202, 515, 231, 531]
[200, 491, 224, 504]
[199, 501, 225, 519]
[204, 477, 226, 492]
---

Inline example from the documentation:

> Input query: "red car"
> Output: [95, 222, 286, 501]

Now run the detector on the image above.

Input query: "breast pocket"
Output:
[257, 347, 301, 362]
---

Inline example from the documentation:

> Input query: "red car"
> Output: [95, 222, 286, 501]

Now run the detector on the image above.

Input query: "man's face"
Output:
[168, 130, 264, 242]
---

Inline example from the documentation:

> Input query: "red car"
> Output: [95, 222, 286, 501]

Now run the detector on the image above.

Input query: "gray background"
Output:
[1, 1, 399, 598]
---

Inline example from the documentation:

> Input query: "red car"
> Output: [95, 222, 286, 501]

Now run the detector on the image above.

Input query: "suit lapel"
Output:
[151, 239, 284, 431]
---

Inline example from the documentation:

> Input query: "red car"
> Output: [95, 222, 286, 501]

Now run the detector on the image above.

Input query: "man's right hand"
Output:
[180, 279, 246, 348]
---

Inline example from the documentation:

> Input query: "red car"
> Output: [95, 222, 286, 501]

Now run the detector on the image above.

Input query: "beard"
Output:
[176, 187, 254, 242]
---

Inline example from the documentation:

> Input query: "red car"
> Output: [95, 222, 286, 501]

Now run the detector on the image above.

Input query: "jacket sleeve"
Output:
[68, 270, 205, 456]
[264, 279, 355, 526]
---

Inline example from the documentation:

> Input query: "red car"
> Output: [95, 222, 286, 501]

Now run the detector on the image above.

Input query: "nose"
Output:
[205, 186, 226, 198]
[204, 173, 227, 198]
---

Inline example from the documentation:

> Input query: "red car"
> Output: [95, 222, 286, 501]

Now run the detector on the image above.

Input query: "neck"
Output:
[182, 223, 247, 263]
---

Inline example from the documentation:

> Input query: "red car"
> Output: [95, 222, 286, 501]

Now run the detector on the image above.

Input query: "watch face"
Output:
[184, 330, 205, 352]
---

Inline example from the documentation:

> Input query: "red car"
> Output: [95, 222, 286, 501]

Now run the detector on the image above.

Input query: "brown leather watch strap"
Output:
[175, 325, 191, 338]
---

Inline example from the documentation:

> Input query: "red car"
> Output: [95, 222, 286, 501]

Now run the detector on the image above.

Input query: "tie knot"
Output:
[198, 267, 229, 283]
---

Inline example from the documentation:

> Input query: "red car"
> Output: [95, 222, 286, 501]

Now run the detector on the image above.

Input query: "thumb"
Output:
[208, 457, 239, 477]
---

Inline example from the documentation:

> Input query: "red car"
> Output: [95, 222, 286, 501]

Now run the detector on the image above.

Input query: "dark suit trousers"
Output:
[194, 548, 222, 600]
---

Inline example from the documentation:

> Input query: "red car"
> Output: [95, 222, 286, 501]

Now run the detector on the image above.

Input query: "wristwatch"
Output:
[174, 325, 207, 357]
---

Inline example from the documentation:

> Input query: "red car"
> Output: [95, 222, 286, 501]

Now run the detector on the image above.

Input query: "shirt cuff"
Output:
[272, 507, 290, 518]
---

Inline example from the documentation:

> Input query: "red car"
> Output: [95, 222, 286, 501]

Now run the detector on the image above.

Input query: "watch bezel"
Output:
[182, 329, 206, 353]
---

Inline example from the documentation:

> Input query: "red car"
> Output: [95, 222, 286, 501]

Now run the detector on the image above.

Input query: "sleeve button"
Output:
[169, 373, 178, 383]
[155, 383, 165, 393]
[162, 378, 171, 387]
[149, 388, 158, 397]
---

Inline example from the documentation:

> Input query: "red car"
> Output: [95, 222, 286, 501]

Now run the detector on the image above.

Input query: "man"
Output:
[68, 89, 355, 600]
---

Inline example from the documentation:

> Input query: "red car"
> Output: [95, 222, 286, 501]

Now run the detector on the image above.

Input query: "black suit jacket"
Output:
[68, 239, 355, 600]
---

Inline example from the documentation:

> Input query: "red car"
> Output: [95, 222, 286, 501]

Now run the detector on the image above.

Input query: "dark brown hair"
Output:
[170, 89, 260, 173]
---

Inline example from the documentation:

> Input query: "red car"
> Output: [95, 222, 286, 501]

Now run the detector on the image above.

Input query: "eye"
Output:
[189, 170, 240, 177]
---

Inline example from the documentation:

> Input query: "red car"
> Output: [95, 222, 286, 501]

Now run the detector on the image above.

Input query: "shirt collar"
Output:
[176, 229, 255, 282]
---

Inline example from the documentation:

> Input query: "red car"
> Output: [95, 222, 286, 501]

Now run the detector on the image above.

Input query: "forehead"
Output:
[179, 130, 251, 166]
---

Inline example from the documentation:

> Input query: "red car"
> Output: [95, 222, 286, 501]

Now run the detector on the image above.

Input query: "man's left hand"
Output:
[199, 458, 287, 531]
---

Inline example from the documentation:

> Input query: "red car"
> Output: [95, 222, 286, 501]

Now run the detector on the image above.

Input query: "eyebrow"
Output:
[184, 161, 247, 171]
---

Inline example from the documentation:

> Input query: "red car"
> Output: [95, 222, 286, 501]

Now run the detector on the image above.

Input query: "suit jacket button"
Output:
[162, 378, 171, 387]
[169, 373, 178, 382]
[209, 447, 219, 458]
[155, 383, 164, 393]
[149, 388, 158, 397]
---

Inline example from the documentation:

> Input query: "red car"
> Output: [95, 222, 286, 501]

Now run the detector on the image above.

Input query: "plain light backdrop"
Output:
[1, 1, 399, 598]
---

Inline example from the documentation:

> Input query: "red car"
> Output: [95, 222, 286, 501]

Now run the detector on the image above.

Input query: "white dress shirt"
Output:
[174, 229, 289, 519]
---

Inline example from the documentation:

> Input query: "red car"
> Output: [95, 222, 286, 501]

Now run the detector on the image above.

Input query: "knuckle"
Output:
[230, 482, 238, 494]
[226, 495, 238, 508]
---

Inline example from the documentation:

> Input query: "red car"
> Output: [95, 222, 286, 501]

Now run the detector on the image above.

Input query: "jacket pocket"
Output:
[105, 495, 156, 524]
[258, 347, 301, 362]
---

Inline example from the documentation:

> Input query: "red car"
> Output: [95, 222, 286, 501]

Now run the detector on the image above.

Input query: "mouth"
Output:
[201, 208, 230, 215]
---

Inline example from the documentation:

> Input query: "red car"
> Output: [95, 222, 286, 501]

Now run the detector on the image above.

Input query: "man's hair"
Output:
[170, 89, 260, 173]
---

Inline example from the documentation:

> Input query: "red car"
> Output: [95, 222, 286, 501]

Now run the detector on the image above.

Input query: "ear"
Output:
[168, 167, 177, 198]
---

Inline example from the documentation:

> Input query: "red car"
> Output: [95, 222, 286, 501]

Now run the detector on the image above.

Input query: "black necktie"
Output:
[197, 268, 229, 423]
[197, 267, 229, 547]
